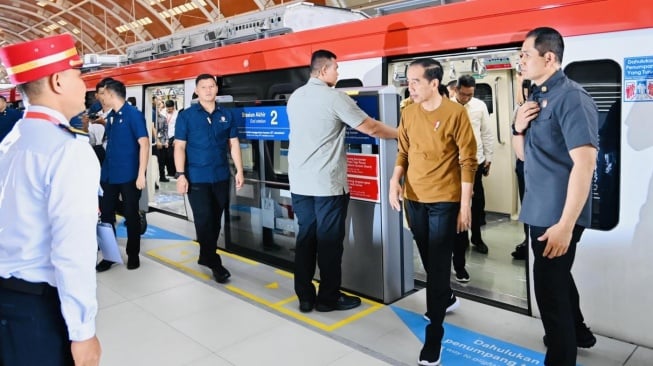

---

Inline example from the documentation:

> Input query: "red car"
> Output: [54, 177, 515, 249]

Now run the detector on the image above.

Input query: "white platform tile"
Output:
[625, 346, 653, 366]
[132, 280, 235, 323]
[169, 300, 284, 352]
[97, 301, 212, 366]
[219, 322, 353, 366]
[327, 351, 392, 366]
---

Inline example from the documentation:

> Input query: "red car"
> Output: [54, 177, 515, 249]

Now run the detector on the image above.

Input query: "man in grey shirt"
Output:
[513, 27, 598, 366]
[287, 49, 397, 313]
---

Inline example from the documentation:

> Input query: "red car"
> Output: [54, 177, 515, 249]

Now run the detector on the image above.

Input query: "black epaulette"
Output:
[58, 124, 90, 142]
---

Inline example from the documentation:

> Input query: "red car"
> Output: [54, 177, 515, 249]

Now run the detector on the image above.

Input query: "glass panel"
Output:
[565, 60, 621, 230]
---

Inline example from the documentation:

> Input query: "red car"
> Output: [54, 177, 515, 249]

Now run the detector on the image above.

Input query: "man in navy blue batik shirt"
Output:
[0, 95, 22, 142]
[96, 79, 149, 272]
[174, 74, 244, 284]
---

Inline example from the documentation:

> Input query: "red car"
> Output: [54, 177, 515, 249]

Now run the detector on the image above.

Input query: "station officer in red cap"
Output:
[0, 34, 102, 365]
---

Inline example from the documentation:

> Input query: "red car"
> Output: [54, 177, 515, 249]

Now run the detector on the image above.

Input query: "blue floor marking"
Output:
[116, 219, 190, 240]
[392, 306, 557, 366]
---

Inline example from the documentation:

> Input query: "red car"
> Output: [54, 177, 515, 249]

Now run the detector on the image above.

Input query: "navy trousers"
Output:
[100, 180, 142, 257]
[291, 193, 349, 306]
[0, 283, 73, 366]
[187, 180, 230, 268]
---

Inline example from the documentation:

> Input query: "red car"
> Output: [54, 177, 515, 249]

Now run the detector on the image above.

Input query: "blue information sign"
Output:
[624, 56, 653, 102]
[345, 94, 381, 145]
[231, 105, 290, 140]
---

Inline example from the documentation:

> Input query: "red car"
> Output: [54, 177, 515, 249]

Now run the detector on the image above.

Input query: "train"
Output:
[76, 0, 652, 349]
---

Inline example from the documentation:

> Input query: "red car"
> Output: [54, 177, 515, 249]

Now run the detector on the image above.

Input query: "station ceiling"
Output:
[0, 0, 407, 54]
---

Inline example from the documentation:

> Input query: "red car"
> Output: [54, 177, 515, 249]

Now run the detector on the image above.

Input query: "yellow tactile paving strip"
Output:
[146, 241, 384, 332]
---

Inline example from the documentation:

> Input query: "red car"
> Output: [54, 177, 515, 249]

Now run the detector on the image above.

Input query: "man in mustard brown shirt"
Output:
[389, 58, 477, 366]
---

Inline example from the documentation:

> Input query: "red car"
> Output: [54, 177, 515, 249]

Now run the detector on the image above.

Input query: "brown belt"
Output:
[0, 277, 53, 295]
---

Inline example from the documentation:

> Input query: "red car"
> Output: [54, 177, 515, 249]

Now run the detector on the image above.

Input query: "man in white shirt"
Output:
[451, 75, 494, 281]
[0, 33, 101, 366]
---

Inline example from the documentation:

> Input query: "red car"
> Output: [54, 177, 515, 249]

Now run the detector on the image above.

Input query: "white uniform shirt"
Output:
[167, 110, 178, 139]
[455, 96, 494, 164]
[0, 106, 100, 341]
[88, 122, 105, 146]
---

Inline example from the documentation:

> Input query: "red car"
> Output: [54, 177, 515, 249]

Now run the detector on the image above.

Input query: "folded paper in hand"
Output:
[97, 222, 123, 264]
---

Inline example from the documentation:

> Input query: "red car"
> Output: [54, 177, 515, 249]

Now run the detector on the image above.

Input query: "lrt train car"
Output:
[81, 0, 653, 350]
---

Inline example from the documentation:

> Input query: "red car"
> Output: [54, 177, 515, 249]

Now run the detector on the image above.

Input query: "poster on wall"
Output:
[624, 56, 653, 102]
[347, 153, 380, 202]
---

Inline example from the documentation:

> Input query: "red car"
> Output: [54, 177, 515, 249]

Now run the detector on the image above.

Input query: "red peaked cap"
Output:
[0, 33, 83, 86]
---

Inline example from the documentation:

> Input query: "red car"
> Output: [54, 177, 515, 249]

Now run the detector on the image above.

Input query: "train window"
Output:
[473, 83, 493, 114]
[565, 59, 621, 230]
[335, 79, 363, 88]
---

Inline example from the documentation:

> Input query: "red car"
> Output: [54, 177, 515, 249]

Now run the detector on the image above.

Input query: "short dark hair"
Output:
[195, 74, 216, 86]
[165, 100, 175, 108]
[104, 79, 126, 100]
[127, 96, 137, 106]
[408, 58, 447, 96]
[457, 75, 476, 89]
[446, 80, 457, 89]
[0, 95, 6, 102]
[526, 27, 564, 64]
[96, 77, 114, 92]
[310, 49, 337, 74]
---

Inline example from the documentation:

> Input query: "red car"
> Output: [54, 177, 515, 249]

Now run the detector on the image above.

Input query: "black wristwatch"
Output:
[174, 172, 185, 179]
[511, 123, 525, 136]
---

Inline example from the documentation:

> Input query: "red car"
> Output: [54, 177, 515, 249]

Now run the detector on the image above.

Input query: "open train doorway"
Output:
[144, 83, 188, 218]
[389, 49, 529, 311]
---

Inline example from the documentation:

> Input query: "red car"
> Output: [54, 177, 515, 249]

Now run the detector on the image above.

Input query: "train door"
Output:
[144, 83, 188, 217]
[389, 50, 529, 310]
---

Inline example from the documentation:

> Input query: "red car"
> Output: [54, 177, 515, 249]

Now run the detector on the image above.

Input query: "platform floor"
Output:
[95, 212, 652, 366]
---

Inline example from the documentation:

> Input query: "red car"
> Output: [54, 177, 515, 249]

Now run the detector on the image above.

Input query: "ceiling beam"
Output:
[0, 2, 112, 53]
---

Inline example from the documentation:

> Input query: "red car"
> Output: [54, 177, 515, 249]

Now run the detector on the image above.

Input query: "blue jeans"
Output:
[291, 193, 349, 306]
[405, 200, 459, 349]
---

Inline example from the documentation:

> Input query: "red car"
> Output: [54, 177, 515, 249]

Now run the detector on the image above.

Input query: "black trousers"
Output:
[471, 167, 486, 236]
[452, 167, 485, 269]
[530, 224, 586, 366]
[154, 145, 170, 179]
[516, 159, 529, 240]
[291, 193, 349, 306]
[405, 200, 459, 350]
[187, 180, 230, 268]
[0, 281, 73, 366]
[100, 180, 142, 257]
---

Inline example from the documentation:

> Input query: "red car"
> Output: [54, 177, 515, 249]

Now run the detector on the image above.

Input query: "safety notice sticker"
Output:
[624, 56, 653, 102]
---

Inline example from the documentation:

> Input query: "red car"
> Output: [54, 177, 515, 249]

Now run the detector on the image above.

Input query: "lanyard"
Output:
[24, 111, 62, 126]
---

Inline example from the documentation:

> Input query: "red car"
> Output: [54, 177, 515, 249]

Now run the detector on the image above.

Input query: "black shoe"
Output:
[576, 323, 597, 348]
[455, 268, 470, 282]
[127, 256, 140, 270]
[159, 177, 170, 182]
[418, 346, 442, 365]
[511, 242, 527, 260]
[424, 294, 460, 322]
[299, 301, 314, 313]
[471, 239, 489, 254]
[315, 294, 361, 312]
[211, 266, 231, 284]
[96, 260, 115, 272]
[155, 183, 159, 190]
[543, 324, 596, 349]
